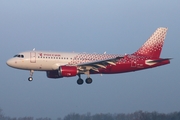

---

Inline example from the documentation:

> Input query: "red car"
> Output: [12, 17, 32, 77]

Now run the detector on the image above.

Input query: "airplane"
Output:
[6, 27, 171, 85]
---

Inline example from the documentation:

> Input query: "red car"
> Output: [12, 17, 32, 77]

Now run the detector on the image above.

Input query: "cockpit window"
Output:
[13, 54, 24, 58]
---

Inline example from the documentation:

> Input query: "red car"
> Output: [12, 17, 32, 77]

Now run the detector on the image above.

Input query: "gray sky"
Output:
[0, 0, 180, 119]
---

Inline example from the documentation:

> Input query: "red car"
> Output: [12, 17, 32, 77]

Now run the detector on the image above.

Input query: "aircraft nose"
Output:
[6, 59, 14, 67]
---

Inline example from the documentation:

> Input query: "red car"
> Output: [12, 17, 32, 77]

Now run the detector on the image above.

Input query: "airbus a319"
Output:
[6, 27, 171, 85]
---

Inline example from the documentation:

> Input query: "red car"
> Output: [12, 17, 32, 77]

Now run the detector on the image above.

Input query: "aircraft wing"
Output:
[77, 56, 124, 72]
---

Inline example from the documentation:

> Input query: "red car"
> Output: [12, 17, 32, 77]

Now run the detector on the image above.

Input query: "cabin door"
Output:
[30, 52, 36, 63]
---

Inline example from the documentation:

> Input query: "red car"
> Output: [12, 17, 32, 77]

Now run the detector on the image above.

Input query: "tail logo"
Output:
[134, 27, 168, 58]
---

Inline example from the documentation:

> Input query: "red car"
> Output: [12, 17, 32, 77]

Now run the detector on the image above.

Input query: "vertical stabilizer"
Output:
[133, 27, 168, 58]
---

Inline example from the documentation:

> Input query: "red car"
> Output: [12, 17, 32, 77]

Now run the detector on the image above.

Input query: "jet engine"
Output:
[59, 66, 78, 77]
[46, 66, 78, 78]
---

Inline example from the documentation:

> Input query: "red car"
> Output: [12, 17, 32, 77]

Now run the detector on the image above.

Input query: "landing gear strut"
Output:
[76, 72, 93, 85]
[28, 70, 34, 81]
[77, 74, 84, 85]
[85, 71, 92, 84]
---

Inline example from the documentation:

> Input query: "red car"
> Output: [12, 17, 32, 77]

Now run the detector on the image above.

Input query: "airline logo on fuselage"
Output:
[38, 53, 61, 57]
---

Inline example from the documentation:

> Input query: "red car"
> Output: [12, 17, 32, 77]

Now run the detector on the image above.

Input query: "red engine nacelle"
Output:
[46, 66, 78, 78]
[59, 66, 78, 77]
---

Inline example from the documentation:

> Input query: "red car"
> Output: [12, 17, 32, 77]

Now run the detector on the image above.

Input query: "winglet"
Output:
[133, 27, 168, 58]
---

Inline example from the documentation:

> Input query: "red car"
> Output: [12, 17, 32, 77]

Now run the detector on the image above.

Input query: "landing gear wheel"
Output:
[85, 78, 92, 84]
[77, 78, 84, 85]
[28, 70, 34, 82]
[28, 77, 33, 81]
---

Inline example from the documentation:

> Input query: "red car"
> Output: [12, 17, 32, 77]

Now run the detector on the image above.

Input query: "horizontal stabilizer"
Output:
[147, 58, 172, 63]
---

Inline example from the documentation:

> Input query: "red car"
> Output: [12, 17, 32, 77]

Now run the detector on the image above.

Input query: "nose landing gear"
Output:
[28, 70, 34, 81]
[28, 77, 33, 81]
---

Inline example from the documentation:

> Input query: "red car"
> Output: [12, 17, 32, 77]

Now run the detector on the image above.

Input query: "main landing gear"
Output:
[27, 70, 93, 85]
[28, 70, 34, 81]
[77, 74, 93, 85]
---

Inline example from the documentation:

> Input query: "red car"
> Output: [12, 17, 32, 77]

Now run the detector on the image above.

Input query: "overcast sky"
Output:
[0, 0, 180, 119]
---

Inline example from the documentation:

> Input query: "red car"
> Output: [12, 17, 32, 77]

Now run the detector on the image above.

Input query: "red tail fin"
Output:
[133, 27, 168, 58]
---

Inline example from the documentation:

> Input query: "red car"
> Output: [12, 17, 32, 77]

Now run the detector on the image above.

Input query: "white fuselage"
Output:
[6, 51, 121, 71]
